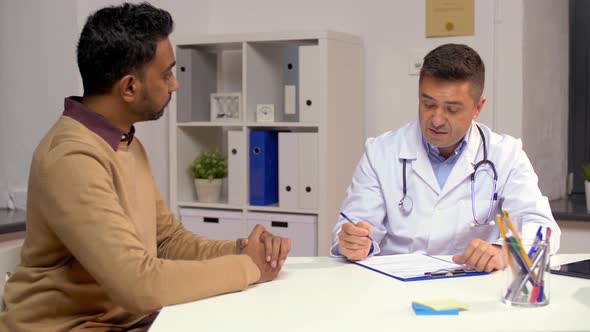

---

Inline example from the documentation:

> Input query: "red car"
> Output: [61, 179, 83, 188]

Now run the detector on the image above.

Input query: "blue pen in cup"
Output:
[527, 226, 543, 258]
[339, 212, 374, 242]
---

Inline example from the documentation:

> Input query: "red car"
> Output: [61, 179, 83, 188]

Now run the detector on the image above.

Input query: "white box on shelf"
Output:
[210, 93, 242, 122]
[246, 212, 317, 256]
[180, 208, 245, 240]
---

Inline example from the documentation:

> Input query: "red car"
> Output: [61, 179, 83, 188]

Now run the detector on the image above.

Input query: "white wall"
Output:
[493, 0, 524, 141]
[522, 0, 569, 200]
[0, 0, 569, 206]
[0, 0, 79, 208]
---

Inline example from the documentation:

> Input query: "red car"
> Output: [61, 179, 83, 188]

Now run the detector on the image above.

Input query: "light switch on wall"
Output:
[408, 50, 426, 76]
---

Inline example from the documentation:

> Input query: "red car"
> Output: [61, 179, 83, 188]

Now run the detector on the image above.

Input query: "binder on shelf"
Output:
[176, 47, 216, 122]
[227, 130, 244, 205]
[278, 132, 299, 209]
[249, 130, 279, 206]
[298, 133, 319, 210]
[298, 45, 320, 123]
[283, 46, 299, 122]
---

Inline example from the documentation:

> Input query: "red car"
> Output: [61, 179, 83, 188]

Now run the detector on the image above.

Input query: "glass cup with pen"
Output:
[499, 211, 552, 307]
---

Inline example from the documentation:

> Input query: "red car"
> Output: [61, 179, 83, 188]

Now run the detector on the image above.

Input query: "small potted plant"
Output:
[583, 163, 590, 212]
[190, 151, 227, 203]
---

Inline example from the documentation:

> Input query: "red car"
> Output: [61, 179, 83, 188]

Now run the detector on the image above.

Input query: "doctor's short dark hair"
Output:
[419, 43, 485, 101]
[77, 2, 174, 96]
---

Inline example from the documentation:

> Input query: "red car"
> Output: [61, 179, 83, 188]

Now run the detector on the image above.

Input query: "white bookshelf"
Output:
[169, 31, 364, 256]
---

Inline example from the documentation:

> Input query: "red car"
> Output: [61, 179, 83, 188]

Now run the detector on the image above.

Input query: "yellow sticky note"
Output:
[412, 297, 469, 311]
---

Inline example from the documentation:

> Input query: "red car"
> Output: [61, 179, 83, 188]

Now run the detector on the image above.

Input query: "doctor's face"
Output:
[418, 76, 486, 158]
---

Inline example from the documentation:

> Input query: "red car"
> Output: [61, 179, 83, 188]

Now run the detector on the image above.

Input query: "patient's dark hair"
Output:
[419, 43, 485, 101]
[77, 2, 174, 96]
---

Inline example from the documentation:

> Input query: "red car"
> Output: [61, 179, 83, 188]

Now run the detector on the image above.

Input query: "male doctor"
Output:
[331, 44, 560, 272]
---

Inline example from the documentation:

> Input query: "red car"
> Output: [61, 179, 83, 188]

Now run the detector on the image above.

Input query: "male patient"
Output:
[0, 3, 290, 331]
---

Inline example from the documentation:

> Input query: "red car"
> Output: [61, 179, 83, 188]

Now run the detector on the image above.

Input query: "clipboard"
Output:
[353, 253, 488, 281]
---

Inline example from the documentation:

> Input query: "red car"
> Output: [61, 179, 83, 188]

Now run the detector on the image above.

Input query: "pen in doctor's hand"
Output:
[340, 212, 374, 242]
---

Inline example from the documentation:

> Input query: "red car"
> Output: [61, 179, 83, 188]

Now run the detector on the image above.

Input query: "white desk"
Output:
[150, 255, 590, 331]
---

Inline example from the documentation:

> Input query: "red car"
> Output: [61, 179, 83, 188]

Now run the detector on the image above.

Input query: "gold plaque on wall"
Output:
[426, 0, 474, 37]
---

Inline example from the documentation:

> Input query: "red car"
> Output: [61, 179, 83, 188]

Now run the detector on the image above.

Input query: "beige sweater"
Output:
[0, 114, 260, 331]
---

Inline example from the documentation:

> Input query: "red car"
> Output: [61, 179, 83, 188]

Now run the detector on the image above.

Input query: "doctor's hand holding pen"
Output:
[337, 212, 374, 261]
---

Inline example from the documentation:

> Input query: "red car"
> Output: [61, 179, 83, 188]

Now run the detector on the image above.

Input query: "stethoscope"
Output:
[398, 125, 498, 227]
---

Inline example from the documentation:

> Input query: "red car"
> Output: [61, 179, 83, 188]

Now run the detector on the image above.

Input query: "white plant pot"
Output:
[194, 178, 223, 203]
[585, 181, 590, 212]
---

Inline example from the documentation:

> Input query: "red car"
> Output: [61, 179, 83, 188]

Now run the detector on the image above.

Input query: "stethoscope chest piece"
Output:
[398, 195, 413, 215]
[470, 218, 495, 228]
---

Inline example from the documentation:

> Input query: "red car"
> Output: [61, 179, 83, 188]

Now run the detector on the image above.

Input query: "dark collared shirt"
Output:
[63, 96, 134, 151]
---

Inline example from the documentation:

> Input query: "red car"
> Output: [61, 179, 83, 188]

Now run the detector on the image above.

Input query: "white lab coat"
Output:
[331, 121, 560, 256]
